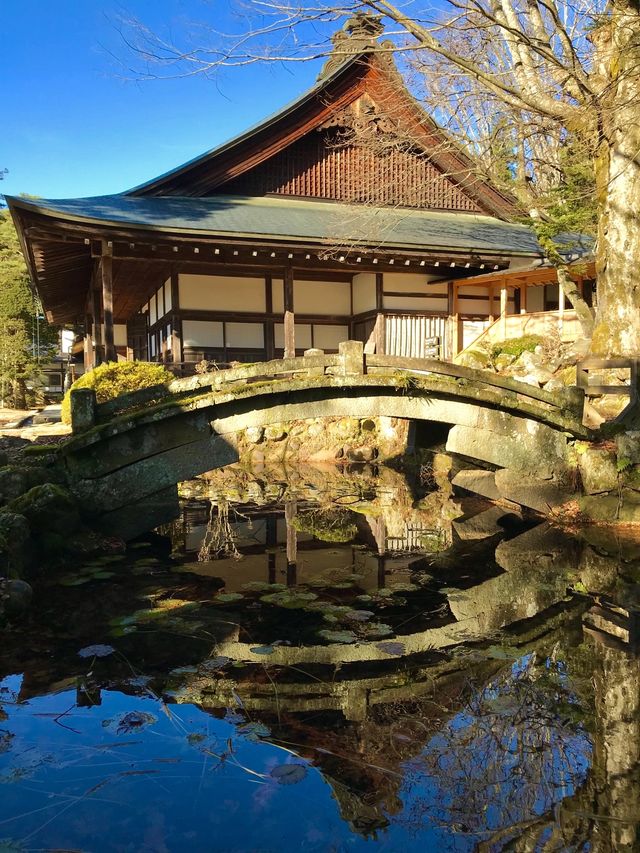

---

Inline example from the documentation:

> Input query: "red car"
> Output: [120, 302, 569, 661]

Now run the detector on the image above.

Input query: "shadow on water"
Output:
[2, 456, 640, 850]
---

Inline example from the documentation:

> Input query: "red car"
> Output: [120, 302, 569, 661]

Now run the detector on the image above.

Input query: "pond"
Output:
[1, 455, 639, 851]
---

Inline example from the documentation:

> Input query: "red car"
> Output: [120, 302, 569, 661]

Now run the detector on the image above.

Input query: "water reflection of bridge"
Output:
[6, 463, 640, 847]
[62, 343, 589, 536]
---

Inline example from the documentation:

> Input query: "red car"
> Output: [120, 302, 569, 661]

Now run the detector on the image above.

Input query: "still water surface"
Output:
[1, 459, 639, 851]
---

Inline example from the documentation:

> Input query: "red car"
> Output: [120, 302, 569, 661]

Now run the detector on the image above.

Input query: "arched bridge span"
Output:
[61, 342, 588, 536]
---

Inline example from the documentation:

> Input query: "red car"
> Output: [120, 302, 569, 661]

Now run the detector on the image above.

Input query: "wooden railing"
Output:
[576, 357, 639, 424]
[454, 309, 581, 363]
[70, 341, 585, 434]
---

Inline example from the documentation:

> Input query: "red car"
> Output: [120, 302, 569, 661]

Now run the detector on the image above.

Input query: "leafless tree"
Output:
[121, 1, 640, 356]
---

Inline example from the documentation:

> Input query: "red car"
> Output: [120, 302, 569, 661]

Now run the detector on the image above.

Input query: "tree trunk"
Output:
[557, 267, 594, 338]
[590, 5, 640, 357]
[11, 378, 26, 410]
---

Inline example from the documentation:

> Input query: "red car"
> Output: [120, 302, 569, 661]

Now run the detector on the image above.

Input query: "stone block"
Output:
[451, 469, 501, 501]
[453, 505, 520, 541]
[494, 468, 570, 513]
[96, 486, 180, 540]
[338, 340, 364, 376]
[579, 490, 640, 524]
[494, 521, 581, 573]
[446, 416, 569, 479]
[577, 446, 618, 494]
[616, 431, 640, 465]
[72, 434, 238, 514]
[70, 388, 97, 433]
[64, 411, 212, 480]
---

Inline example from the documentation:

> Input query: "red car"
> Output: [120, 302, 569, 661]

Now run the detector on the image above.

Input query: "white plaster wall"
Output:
[313, 325, 349, 350]
[179, 274, 266, 312]
[527, 286, 545, 312]
[226, 322, 264, 349]
[149, 295, 157, 325]
[182, 319, 224, 348]
[383, 272, 439, 292]
[352, 273, 376, 314]
[100, 324, 127, 347]
[272, 279, 284, 313]
[384, 296, 448, 312]
[293, 280, 351, 315]
[459, 298, 492, 314]
[164, 279, 172, 313]
[274, 323, 312, 350]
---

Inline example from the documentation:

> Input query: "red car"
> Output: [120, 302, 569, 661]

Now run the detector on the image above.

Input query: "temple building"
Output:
[7, 14, 592, 374]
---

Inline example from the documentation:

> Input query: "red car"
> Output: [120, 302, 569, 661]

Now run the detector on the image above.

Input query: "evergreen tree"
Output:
[0, 208, 58, 407]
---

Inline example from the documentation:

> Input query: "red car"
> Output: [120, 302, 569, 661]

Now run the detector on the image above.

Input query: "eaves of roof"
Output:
[7, 193, 543, 257]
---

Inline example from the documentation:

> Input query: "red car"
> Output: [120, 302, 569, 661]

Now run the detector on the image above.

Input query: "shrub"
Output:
[61, 361, 174, 424]
[491, 334, 543, 361]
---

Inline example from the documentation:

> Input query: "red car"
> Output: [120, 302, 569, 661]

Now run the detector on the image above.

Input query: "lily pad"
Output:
[318, 629, 358, 644]
[375, 641, 406, 657]
[214, 593, 244, 604]
[241, 581, 272, 592]
[344, 610, 375, 622]
[200, 656, 231, 671]
[270, 763, 307, 785]
[250, 645, 275, 656]
[260, 590, 318, 609]
[77, 644, 115, 659]
[238, 721, 271, 741]
[363, 622, 394, 639]
[113, 711, 157, 735]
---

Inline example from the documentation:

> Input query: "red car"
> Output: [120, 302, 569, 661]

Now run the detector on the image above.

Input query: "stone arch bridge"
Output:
[62, 341, 588, 538]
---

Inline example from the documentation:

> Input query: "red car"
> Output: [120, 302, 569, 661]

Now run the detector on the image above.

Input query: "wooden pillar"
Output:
[488, 286, 495, 323]
[90, 279, 103, 366]
[520, 283, 527, 314]
[265, 275, 275, 360]
[449, 282, 461, 357]
[558, 282, 565, 333]
[500, 278, 508, 340]
[283, 265, 295, 358]
[101, 241, 116, 362]
[84, 311, 94, 370]
[170, 272, 183, 369]
[374, 272, 385, 354]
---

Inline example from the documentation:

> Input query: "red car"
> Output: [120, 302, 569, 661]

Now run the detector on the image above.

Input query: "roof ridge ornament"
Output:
[317, 12, 386, 81]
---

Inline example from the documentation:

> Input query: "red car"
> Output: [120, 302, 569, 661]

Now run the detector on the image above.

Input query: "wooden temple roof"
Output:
[8, 194, 542, 256]
[7, 19, 548, 326]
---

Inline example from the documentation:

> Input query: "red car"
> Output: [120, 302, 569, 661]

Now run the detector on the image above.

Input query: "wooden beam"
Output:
[283, 265, 295, 358]
[101, 241, 116, 362]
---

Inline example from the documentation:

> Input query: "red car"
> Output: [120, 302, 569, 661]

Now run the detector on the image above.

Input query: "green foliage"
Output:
[291, 508, 357, 543]
[61, 361, 174, 424]
[491, 334, 543, 360]
[0, 210, 59, 406]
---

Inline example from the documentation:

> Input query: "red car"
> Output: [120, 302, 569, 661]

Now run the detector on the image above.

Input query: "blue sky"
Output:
[1, 1, 328, 200]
